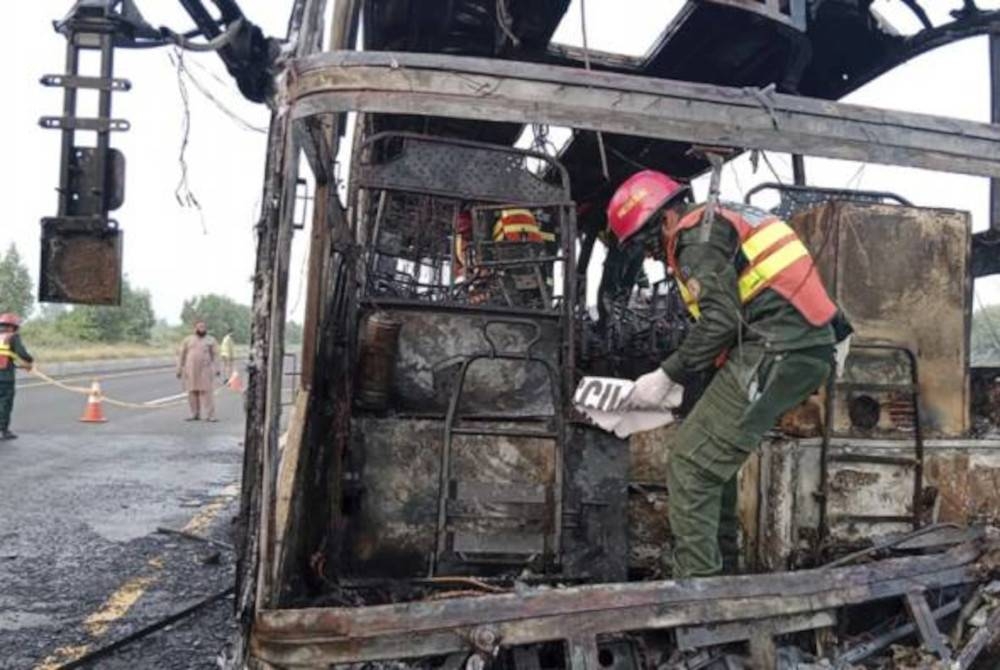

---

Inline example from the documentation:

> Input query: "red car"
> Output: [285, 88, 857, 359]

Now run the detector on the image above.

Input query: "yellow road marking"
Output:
[32, 488, 238, 669]
[83, 573, 158, 637]
[17, 366, 174, 391]
[34, 644, 90, 670]
[182, 484, 239, 534]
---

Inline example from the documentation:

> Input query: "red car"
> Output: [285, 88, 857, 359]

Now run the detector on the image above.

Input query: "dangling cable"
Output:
[579, 0, 610, 181]
[168, 48, 207, 234]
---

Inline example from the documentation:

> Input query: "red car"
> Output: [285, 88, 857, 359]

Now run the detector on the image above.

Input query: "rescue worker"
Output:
[219, 330, 235, 381]
[0, 313, 34, 440]
[177, 320, 219, 422]
[607, 170, 849, 578]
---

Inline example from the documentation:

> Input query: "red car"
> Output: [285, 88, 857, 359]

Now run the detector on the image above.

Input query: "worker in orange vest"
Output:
[606, 170, 851, 578]
[0, 313, 34, 440]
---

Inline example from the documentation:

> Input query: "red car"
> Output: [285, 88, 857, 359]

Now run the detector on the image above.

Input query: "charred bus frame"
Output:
[237, 1, 1000, 667]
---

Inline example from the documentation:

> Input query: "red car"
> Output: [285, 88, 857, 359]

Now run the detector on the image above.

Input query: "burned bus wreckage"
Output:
[37, 0, 1000, 667]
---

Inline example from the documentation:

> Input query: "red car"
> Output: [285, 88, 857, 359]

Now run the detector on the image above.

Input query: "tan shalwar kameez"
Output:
[178, 334, 218, 420]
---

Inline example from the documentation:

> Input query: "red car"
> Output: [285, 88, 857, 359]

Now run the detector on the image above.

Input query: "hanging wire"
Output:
[530, 124, 558, 156]
[168, 48, 207, 235]
[186, 54, 237, 89]
[845, 162, 867, 190]
[495, 0, 521, 47]
[174, 54, 267, 134]
[578, 0, 610, 181]
[606, 144, 652, 173]
[760, 150, 785, 185]
[288, 242, 311, 316]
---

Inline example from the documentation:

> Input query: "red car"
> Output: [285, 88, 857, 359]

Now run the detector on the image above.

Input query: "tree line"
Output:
[0, 243, 302, 347]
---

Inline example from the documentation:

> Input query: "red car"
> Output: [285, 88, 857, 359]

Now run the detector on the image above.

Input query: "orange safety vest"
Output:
[492, 209, 555, 243]
[666, 203, 837, 327]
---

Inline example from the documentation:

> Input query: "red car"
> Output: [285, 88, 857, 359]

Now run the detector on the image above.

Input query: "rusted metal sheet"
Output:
[792, 202, 971, 436]
[627, 425, 675, 575]
[39, 220, 122, 305]
[381, 309, 561, 415]
[345, 418, 628, 580]
[749, 438, 1000, 563]
[925, 450, 1000, 525]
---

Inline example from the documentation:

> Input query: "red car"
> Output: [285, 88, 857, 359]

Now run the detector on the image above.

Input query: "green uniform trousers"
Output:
[667, 344, 832, 578]
[0, 382, 14, 433]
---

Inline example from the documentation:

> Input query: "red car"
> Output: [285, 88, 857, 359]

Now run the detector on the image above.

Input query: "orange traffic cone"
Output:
[227, 371, 244, 393]
[79, 380, 108, 423]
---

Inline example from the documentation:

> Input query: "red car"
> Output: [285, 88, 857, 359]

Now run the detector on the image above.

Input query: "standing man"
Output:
[607, 170, 849, 578]
[0, 313, 34, 440]
[219, 330, 235, 381]
[177, 320, 219, 422]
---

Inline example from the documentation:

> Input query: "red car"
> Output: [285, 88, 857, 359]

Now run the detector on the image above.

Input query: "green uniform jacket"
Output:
[0, 333, 33, 384]
[660, 204, 836, 383]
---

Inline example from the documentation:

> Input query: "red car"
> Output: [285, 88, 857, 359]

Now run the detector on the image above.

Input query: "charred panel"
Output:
[792, 202, 971, 436]
[344, 418, 628, 581]
[39, 218, 122, 305]
[364, 308, 561, 416]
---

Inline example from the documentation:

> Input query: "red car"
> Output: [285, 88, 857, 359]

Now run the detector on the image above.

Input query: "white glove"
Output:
[624, 368, 683, 410]
[834, 334, 852, 379]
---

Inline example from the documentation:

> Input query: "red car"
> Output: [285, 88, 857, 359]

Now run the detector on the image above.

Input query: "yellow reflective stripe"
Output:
[492, 223, 551, 241]
[677, 278, 702, 319]
[738, 240, 809, 301]
[741, 220, 794, 261]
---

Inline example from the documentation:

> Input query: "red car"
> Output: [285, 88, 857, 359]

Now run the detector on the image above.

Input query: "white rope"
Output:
[26, 367, 235, 410]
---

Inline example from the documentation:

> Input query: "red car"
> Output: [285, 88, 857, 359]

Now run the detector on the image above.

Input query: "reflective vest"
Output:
[0, 333, 17, 370]
[492, 209, 555, 243]
[666, 203, 837, 327]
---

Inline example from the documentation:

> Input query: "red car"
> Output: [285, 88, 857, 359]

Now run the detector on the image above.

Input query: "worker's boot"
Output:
[0, 430, 17, 440]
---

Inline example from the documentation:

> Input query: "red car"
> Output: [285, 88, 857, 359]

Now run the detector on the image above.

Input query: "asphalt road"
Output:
[0, 366, 249, 669]
[11, 366, 246, 434]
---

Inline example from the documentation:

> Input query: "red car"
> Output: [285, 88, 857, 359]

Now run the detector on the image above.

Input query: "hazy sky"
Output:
[3, 1, 998, 323]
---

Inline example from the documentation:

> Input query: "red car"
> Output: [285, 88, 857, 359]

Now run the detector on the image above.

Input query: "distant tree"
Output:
[36, 303, 68, 321]
[0, 244, 34, 317]
[55, 277, 156, 343]
[972, 304, 1000, 365]
[180, 294, 252, 343]
[285, 320, 303, 345]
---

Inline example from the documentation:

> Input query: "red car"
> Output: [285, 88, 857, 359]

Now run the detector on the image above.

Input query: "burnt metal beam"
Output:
[991, 33, 999, 233]
[972, 33, 1000, 278]
[284, 51, 1000, 180]
[904, 589, 951, 661]
[250, 542, 984, 666]
[955, 603, 1000, 669]
[676, 610, 836, 651]
[836, 598, 962, 666]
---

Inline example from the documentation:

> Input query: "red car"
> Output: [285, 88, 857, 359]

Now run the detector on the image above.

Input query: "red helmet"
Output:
[606, 170, 688, 244]
[0, 313, 21, 328]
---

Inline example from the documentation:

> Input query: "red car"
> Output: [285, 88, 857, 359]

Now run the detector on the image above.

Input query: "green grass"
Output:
[29, 343, 250, 364]
[31, 343, 178, 363]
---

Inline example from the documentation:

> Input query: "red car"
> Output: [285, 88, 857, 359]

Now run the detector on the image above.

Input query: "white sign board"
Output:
[572, 376, 678, 439]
